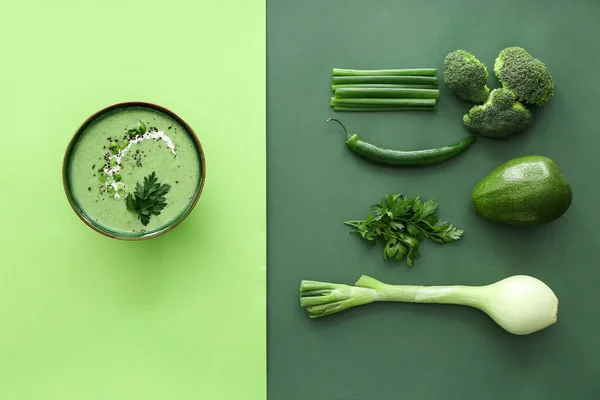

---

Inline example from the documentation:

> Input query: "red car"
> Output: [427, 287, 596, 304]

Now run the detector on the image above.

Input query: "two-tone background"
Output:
[2, 0, 599, 399]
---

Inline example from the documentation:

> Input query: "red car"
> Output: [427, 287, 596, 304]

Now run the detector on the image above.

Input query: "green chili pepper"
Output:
[326, 118, 476, 167]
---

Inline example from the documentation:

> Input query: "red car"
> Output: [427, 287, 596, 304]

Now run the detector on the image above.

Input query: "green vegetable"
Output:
[125, 171, 171, 226]
[443, 49, 490, 103]
[118, 139, 129, 150]
[326, 118, 476, 166]
[332, 83, 438, 91]
[299, 274, 559, 335]
[114, 173, 122, 182]
[332, 103, 433, 109]
[344, 193, 464, 266]
[127, 120, 147, 137]
[335, 87, 439, 99]
[110, 160, 117, 168]
[334, 103, 427, 109]
[333, 68, 437, 76]
[471, 155, 572, 226]
[136, 120, 147, 134]
[333, 106, 436, 112]
[494, 47, 554, 106]
[330, 97, 436, 107]
[332, 75, 438, 86]
[330, 68, 439, 112]
[463, 88, 532, 138]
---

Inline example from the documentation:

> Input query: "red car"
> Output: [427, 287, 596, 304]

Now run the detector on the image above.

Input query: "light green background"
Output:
[0, 1, 265, 399]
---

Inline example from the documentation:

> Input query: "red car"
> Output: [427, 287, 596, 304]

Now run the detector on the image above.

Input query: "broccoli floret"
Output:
[494, 47, 554, 106]
[443, 49, 490, 103]
[463, 88, 532, 138]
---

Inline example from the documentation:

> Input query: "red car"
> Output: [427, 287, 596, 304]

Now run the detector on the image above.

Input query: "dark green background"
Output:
[267, 0, 600, 399]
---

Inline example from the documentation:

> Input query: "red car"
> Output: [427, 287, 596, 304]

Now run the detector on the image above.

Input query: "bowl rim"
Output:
[62, 101, 206, 241]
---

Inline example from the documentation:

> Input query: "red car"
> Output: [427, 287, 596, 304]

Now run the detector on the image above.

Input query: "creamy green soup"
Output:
[67, 105, 202, 236]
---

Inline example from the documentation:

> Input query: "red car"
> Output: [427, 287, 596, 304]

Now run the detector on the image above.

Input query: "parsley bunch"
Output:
[125, 172, 171, 226]
[344, 193, 464, 266]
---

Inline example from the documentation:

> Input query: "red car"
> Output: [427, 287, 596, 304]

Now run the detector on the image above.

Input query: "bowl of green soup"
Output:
[63, 102, 206, 240]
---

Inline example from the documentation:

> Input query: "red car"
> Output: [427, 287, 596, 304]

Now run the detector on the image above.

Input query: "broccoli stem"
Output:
[333, 68, 437, 77]
[333, 106, 436, 112]
[332, 75, 438, 85]
[330, 97, 436, 107]
[335, 87, 439, 99]
[332, 83, 438, 91]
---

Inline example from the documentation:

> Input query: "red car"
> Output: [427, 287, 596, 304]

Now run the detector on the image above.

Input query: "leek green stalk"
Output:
[300, 275, 558, 335]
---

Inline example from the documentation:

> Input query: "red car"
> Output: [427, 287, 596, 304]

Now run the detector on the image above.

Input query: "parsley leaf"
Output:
[125, 171, 171, 226]
[344, 193, 464, 266]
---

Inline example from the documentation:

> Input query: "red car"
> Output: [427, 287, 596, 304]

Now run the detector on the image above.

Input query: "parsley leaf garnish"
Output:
[344, 193, 464, 267]
[125, 171, 171, 226]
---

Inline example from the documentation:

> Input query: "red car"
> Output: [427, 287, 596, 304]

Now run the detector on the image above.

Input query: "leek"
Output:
[300, 275, 558, 335]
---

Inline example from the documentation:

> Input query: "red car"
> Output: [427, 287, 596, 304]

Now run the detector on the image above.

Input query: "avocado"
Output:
[471, 155, 572, 226]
